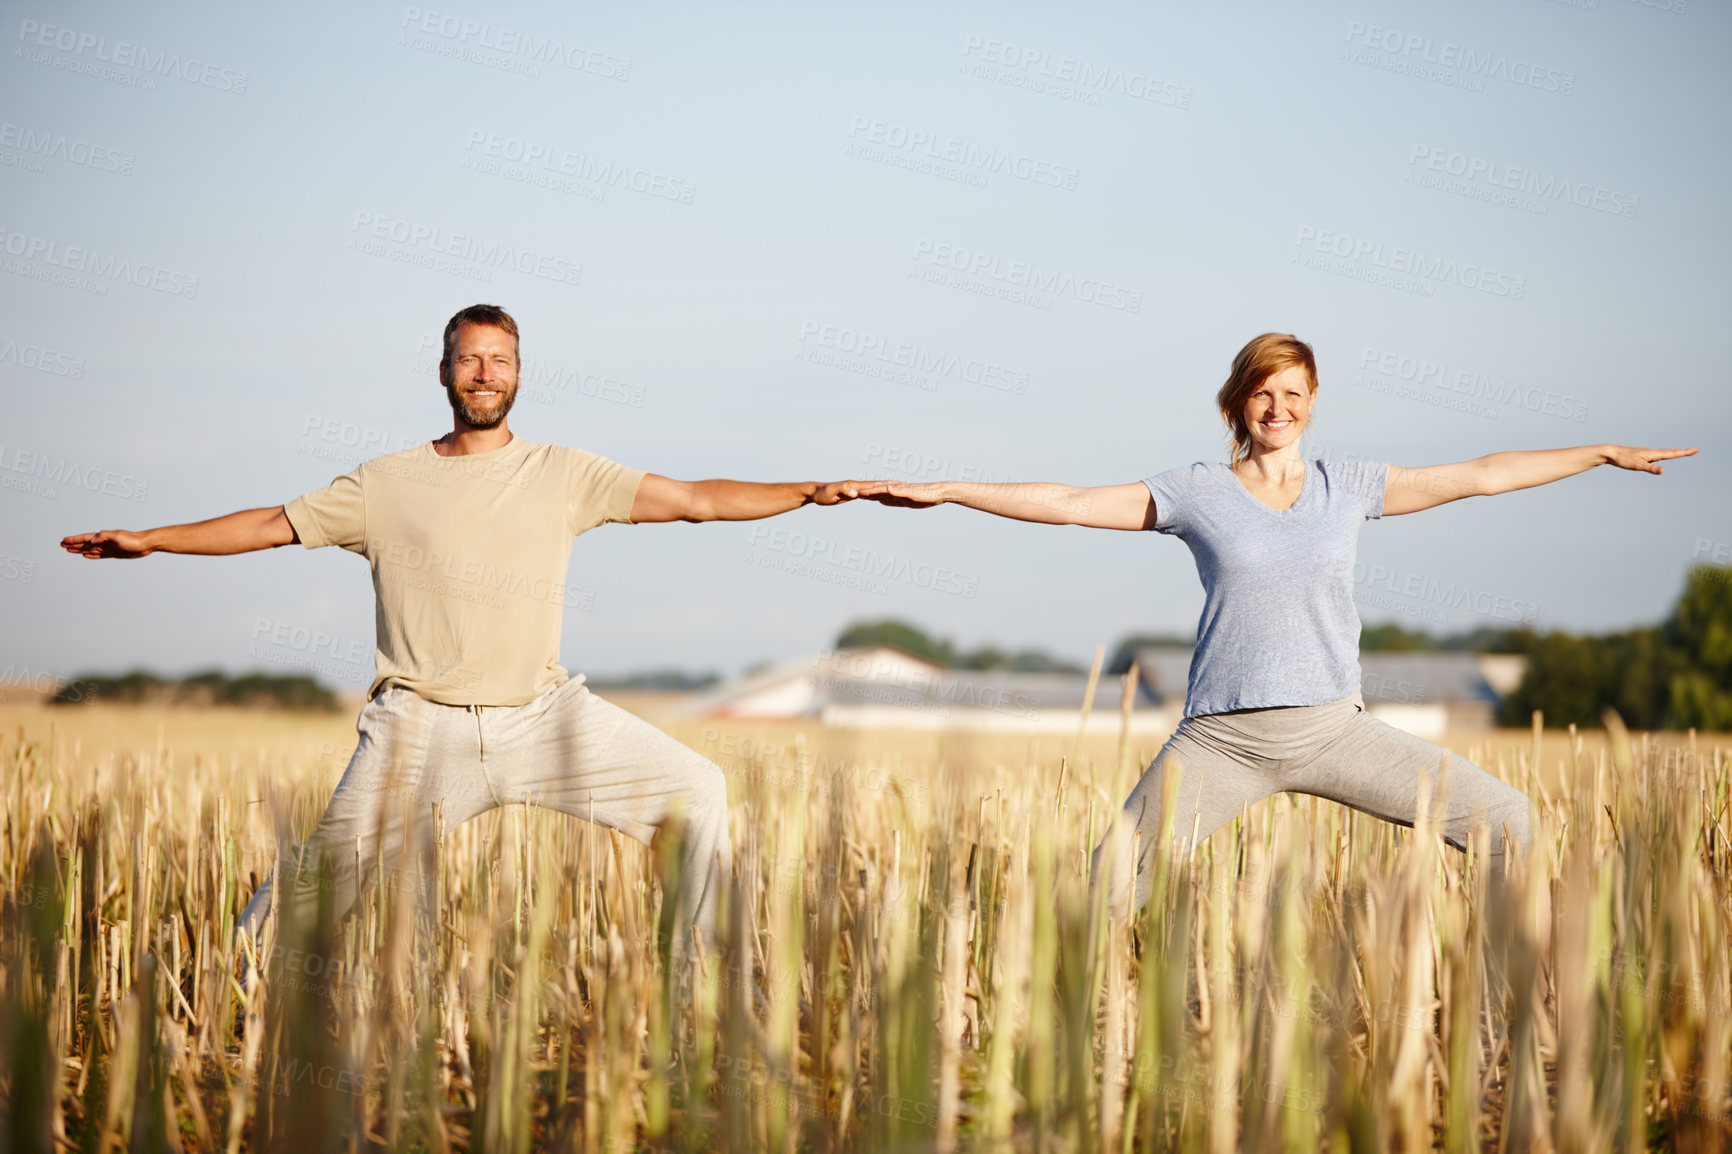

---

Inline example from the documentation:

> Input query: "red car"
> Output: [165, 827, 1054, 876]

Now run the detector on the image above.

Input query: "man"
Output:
[62, 303, 860, 967]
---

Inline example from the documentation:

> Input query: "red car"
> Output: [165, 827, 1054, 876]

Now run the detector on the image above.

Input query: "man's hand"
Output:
[811, 480, 866, 506]
[61, 530, 153, 559]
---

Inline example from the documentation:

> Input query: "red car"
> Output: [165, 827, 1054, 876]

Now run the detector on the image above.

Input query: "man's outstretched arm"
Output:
[629, 475, 859, 523]
[61, 506, 298, 559]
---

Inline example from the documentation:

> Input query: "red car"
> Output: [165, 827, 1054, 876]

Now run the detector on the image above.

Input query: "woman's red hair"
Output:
[1217, 333, 1317, 464]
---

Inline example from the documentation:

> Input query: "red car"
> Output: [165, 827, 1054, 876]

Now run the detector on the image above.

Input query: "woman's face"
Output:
[1241, 365, 1315, 455]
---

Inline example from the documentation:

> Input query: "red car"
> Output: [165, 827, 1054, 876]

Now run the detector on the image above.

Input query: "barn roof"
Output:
[1136, 646, 1511, 706]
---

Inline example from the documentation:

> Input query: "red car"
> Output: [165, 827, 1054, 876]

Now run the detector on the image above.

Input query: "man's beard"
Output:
[445, 381, 518, 429]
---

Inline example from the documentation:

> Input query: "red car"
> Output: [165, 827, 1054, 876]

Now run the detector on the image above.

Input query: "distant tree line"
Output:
[842, 564, 1732, 731]
[44, 566, 1730, 729]
[50, 670, 339, 712]
[1497, 565, 1732, 730]
[586, 670, 722, 692]
[835, 620, 1086, 674]
[845, 619, 1575, 686]
[1109, 570, 1732, 730]
[1106, 623, 1530, 676]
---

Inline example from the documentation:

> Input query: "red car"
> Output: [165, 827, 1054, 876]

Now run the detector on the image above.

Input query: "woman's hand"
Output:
[852, 481, 948, 508]
[1602, 445, 1697, 474]
[851, 479, 1156, 528]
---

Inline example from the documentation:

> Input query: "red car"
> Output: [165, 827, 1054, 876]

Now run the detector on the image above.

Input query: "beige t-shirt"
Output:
[284, 436, 645, 706]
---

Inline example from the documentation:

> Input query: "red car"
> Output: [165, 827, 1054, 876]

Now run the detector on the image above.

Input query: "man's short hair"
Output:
[439, 304, 520, 382]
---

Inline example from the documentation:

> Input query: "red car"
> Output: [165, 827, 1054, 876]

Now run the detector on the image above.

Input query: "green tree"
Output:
[958, 648, 1084, 674]
[50, 670, 339, 711]
[1664, 565, 1732, 729]
[835, 619, 1085, 673]
[1442, 625, 1534, 654]
[1358, 623, 1438, 652]
[1498, 629, 1683, 730]
[835, 620, 957, 666]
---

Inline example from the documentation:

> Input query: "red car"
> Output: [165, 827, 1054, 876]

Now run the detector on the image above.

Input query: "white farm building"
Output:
[685, 645, 1528, 738]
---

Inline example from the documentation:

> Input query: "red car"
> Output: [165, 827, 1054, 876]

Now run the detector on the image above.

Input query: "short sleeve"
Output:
[1329, 459, 1389, 521]
[565, 448, 646, 536]
[284, 470, 365, 552]
[1141, 463, 1205, 535]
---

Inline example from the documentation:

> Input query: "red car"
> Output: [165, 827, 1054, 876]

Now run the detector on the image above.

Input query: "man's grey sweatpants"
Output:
[236, 677, 729, 959]
[1091, 689, 1533, 912]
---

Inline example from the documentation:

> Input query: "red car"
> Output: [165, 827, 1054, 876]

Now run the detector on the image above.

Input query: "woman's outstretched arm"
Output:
[852, 479, 1158, 530]
[1383, 444, 1697, 516]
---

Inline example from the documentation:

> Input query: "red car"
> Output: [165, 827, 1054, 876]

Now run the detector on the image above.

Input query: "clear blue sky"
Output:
[5, 0, 1728, 689]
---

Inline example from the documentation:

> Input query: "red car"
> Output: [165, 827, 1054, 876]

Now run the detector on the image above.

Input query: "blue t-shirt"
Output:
[1143, 457, 1389, 718]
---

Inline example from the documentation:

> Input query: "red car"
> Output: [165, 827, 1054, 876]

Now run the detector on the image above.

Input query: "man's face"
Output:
[441, 322, 520, 430]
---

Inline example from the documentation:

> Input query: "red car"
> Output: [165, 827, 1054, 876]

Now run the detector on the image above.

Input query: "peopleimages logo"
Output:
[910, 239, 1143, 313]
[409, 336, 647, 409]
[1342, 21, 1575, 96]
[0, 121, 134, 175]
[862, 443, 1018, 482]
[745, 524, 980, 599]
[398, 8, 631, 79]
[845, 116, 1080, 190]
[15, 19, 250, 93]
[349, 211, 582, 286]
[368, 539, 596, 610]
[958, 36, 1193, 109]
[462, 130, 695, 203]
[1357, 347, 1589, 423]
[1353, 562, 1540, 626]
[798, 322, 1030, 394]
[0, 337, 85, 379]
[1406, 145, 1638, 220]
[0, 227, 199, 298]
[0, 444, 149, 502]
[301, 415, 422, 460]
[1293, 226, 1525, 300]
[1693, 539, 1732, 566]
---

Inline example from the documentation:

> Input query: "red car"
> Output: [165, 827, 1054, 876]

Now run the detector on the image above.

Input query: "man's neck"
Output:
[434, 424, 515, 457]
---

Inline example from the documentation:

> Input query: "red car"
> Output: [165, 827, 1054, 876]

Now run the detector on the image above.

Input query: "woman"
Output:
[854, 332, 1695, 911]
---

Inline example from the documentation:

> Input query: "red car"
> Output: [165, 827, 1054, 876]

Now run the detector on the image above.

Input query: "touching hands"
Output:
[61, 530, 152, 559]
[1603, 445, 1697, 474]
[843, 480, 948, 508]
[809, 480, 868, 506]
[808, 480, 945, 507]
[817, 478, 1148, 528]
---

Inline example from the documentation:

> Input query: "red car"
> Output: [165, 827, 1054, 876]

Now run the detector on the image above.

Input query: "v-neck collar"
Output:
[1222, 460, 1311, 516]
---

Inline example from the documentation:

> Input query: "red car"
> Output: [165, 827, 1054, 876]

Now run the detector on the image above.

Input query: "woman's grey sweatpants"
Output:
[1091, 689, 1532, 912]
[236, 677, 729, 959]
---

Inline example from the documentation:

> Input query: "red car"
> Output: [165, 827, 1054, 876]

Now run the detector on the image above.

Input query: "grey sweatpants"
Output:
[236, 676, 729, 960]
[1091, 689, 1532, 912]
